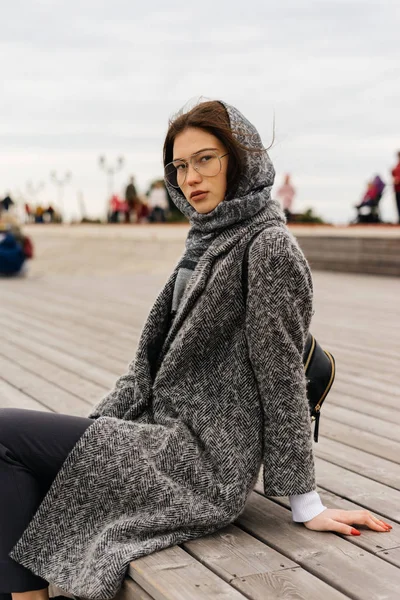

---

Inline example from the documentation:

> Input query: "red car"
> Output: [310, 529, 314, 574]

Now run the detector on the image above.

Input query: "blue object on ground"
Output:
[0, 231, 26, 275]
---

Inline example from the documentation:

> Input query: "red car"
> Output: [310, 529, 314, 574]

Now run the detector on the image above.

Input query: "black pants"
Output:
[0, 408, 93, 596]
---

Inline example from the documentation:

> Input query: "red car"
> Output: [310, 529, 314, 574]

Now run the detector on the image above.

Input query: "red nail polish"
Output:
[351, 528, 361, 536]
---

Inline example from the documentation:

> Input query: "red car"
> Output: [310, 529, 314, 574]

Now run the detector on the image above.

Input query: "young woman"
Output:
[0, 100, 391, 600]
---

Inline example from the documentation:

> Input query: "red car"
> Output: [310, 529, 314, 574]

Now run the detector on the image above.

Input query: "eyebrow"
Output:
[172, 147, 219, 162]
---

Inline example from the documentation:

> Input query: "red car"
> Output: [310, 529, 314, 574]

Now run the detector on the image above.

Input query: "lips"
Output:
[190, 190, 208, 201]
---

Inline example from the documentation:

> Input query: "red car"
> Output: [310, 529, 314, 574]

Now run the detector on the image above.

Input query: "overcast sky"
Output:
[1, 0, 399, 223]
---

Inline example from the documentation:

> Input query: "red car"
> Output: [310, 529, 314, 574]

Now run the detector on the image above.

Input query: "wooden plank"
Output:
[0, 308, 135, 366]
[320, 417, 400, 464]
[3, 323, 119, 386]
[0, 334, 109, 401]
[0, 355, 92, 416]
[315, 292, 400, 315]
[320, 345, 400, 384]
[314, 436, 400, 489]
[36, 278, 153, 315]
[6, 277, 149, 329]
[1, 287, 141, 342]
[129, 545, 246, 600]
[376, 547, 400, 569]
[338, 366, 400, 388]
[328, 392, 400, 426]
[0, 293, 140, 356]
[332, 358, 400, 386]
[114, 577, 154, 600]
[183, 524, 348, 599]
[232, 568, 349, 600]
[322, 404, 400, 441]
[336, 373, 400, 401]
[311, 329, 400, 364]
[25, 273, 163, 313]
[0, 379, 50, 412]
[238, 492, 400, 600]
[183, 524, 297, 577]
[318, 329, 400, 359]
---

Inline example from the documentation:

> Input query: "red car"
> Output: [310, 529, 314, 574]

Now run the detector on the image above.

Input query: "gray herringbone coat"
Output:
[11, 213, 315, 599]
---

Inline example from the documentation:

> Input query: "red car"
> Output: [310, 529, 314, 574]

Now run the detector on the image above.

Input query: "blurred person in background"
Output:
[136, 196, 150, 223]
[391, 151, 400, 223]
[355, 174, 385, 223]
[34, 204, 45, 223]
[109, 193, 123, 223]
[276, 173, 295, 222]
[45, 205, 55, 223]
[1, 193, 14, 212]
[147, 180, 169, 222]
[24, 202, 33, 223]
[125, 176, 139, 223]
[0, 213, 33, 276]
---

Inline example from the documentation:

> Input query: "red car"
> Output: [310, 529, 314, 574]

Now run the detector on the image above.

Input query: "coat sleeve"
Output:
[87, 359, 143, 420]
[245, 234, 316, 496]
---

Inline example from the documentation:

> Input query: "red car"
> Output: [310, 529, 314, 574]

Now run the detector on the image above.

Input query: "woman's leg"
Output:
[0, 408, 93, 594]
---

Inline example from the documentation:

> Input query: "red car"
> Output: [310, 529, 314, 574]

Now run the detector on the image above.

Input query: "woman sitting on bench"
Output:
[0, 100, 392, 600]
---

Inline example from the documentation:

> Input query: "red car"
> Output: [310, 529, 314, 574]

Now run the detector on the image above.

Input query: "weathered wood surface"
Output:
[1, 229, 400, 599]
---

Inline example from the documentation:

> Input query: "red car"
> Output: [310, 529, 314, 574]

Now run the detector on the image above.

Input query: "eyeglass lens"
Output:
[165, 150, 223, 188]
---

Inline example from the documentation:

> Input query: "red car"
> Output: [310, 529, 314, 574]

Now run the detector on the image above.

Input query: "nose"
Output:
[186, 162, 202, 186]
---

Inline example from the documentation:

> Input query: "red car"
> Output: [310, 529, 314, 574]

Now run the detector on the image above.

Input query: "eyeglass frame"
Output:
[164, 148, 229, 188]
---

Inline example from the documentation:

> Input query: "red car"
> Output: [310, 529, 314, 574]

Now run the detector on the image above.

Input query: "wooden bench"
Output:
[2, 231, 400, 599]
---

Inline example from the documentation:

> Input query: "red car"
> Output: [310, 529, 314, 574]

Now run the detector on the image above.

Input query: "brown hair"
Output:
[163, 101, 249, 197]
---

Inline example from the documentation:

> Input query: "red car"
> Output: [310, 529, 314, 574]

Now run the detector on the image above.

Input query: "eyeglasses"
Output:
[164, 149, 229, 189]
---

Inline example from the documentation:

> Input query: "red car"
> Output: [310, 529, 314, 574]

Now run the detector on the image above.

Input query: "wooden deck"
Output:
[1, 230, 400, 600]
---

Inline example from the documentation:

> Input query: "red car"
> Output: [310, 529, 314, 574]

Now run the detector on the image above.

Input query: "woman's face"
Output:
[173, 127, 228, 214]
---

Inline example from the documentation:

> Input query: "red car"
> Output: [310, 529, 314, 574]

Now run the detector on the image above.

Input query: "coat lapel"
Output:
[159, 250, 215, 361]
[158, 226, 252, 363]
[134, 269, 178, 397]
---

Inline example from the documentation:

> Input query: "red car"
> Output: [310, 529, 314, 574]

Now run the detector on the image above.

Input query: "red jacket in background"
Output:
[392, 162, 400, 192]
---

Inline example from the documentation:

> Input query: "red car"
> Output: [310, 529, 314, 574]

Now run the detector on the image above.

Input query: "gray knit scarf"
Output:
[165, 101, 285, 314]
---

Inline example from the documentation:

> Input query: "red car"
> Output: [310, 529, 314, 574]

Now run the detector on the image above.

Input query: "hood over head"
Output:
[165, 100, 285, 259]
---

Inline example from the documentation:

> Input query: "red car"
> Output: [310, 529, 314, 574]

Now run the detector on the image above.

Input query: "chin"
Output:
[190, 199, 222, 214]
[195, 205, 214, 214]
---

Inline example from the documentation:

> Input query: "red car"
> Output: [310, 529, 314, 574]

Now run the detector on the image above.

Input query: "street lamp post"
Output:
[50, 171, 72, 217]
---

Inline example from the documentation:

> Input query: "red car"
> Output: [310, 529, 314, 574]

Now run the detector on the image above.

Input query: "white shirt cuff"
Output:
[289, 490, 326, 522]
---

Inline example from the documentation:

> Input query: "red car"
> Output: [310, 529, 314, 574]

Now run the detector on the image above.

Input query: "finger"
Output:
[323, 520, 362, 536]
[368, 515, 392, 532]
[329, 510, 368, 525]
[335, 510, 392, 530]
[332, 513, 392, 533]
[370, 514, 392, 528]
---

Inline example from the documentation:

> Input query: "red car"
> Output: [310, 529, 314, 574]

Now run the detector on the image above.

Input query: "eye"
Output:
[199, 154, 213, 163]
[174, 162, 187, 171]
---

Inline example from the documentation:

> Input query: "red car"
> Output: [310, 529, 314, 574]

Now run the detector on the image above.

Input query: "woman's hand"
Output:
[304, 508, 393, 535]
